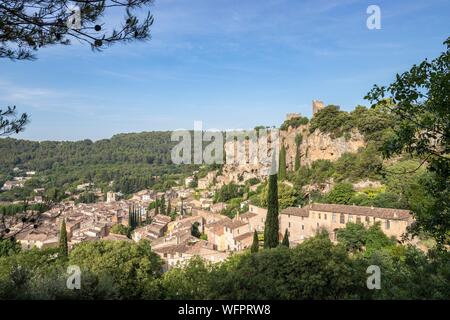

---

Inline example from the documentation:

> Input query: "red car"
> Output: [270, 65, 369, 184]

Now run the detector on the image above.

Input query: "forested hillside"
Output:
[0, 132, 197, 199]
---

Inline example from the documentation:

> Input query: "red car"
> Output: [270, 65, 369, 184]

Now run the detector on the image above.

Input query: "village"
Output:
[10, 166, 414, 270]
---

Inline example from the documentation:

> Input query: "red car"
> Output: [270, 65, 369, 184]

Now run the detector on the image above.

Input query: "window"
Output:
[356, 217, 361, 224]
[288, 214, 291, 219]
[302, 225, 304, 230]
[340, 214, 345, 224]
[317, 222, 319, 228]
[318, 213, 321, 219]
[385, 220, 390, 230]
[288, 222, 291, 228]
[365, 216, 370, 224]
[348, 215, 353, 222]
[324, 214, 327, 220]
[332, 213, 337, 223]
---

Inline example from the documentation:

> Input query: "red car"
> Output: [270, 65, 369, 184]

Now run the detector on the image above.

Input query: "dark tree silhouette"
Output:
[0, 0, 155, 60]
[0, 106, 28, 136]
[0, 0, 155, 137]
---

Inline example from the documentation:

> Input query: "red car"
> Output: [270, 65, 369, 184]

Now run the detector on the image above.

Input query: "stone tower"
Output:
[312, 100, 325, 116]
[106, 191, 116, 203]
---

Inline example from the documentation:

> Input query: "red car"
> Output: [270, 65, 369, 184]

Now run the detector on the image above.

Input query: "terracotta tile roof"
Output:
[154, 243, 190, 255]
[280, 207, 309, 217]
[234, 231, 254, 242]
[308, 203, 411, 220]
[224, 220, 248, 230]
[238, 212, 258, 220]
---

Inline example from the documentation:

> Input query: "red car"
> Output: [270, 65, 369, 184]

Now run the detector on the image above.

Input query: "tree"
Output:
[0, 0, 155, 61]
[0, 238, 20, 257]
[110, 224, 132, 238]
[281, 229, 290, 247]
[325, 183, 355, 204]
[278, 144, 287, 180]
[0, 106, 28, 136]
[154, 199, 159, 215]
[336, 222, 367, 253]
[160, 196, 166, 215]
[68, 240, 163, 299]
[59, 219, 68, 258]
[251, 230, 259, 253]
[191, 222, 201, 238]
[264, 174, 279, 249]
[365, 38, 450, 247]
[167, 200, 171, 215]
[294, 134, 302, 171]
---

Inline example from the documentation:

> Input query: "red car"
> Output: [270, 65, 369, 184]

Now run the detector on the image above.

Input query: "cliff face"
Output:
[218, 123, 366, 185]
[281, 124, 365, 169]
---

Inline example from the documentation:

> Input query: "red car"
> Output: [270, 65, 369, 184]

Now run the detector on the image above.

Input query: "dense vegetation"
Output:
[0, 132, 199, 201]
[0, 227, 448, 300]
[280, 116, 309, 131]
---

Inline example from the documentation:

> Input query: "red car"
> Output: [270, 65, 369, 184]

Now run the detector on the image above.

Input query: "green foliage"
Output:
[280, 117, 309, 131]
[251, 230, 259, 253]
[281, 229, 290, 247]
[214, 183, 243, 203]
[0, 202, 48, 216]
[309, 105, 352, 138]
[68, 240, 163, 299]
[162, 256, 212, 300]
[59, 219, 68, 259]
[76, 191, 96, 204]
[0, 238, 21, 257]
[264, 174, 279, 249]
[294, 134, 302, 172]
[336, 222, 395, 256]
[110, 224, 132, 238]
[333, 144, 383, 182]
[191, 222, 201, 238]
[0, 132, 198, 200]
[278, 144, 287, 180]
[325, 183, 355, 204]
[0, 233, 448, 300]
[366, 38, 450, 247]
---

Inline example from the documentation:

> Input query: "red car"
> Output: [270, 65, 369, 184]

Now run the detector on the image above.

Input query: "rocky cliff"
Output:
[281, 124, 365, 169]
[217, 123, 366, 185]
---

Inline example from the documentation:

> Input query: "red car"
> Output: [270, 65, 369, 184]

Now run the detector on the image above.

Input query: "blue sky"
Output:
[0, 0, 449, 141]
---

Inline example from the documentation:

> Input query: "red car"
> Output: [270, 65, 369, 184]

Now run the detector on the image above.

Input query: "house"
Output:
[223, 220, 251, 251]
[17, 229, 59, 250]
[200, 197, 213, 210]
[233, 232, 254, 251]
[132, 214, 171, 241]
[1, 180, 24, 191]
[210, 202, 227, 214]
[204, 217, 231, 251]
[154, 239, 229, 270]
[236, 204, 267, 232]
[279, 203, 413, 245]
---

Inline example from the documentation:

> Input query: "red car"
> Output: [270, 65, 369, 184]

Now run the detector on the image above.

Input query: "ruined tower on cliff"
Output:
[312, 100, 325, 116]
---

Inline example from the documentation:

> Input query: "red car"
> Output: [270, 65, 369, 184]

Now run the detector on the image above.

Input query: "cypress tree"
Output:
[264, 174, 279, 249]
[155, 199, 159, 215]
[161, 196, 166, 215]
[294, 134, 302, 171]
[167, 200, 171, 216]
[251, 230, 259, 253]
[128, 206, 132, 227]
[59, 218, 68, 258]
[281, 229, 290, 247]
[278, 144, 286, 180]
